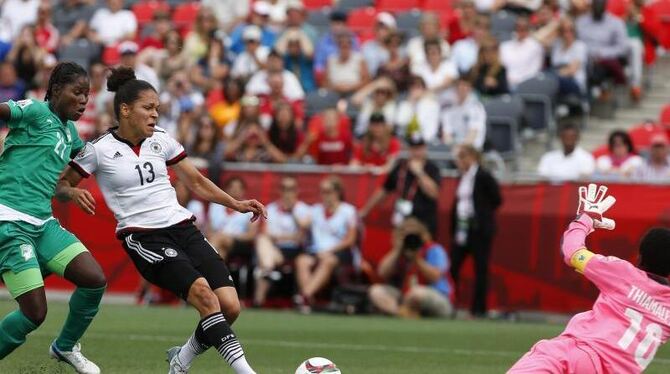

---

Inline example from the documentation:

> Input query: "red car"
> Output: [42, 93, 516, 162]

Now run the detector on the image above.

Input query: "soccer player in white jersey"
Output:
[56, 67, 265, 374]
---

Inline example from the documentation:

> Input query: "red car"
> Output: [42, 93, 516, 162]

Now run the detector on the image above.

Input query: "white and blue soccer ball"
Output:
[295, 357, 341, 374]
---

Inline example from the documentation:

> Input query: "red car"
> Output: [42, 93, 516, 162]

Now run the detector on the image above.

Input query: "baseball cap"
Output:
[651, 134, 669, 146]
[406, 132, 426, 147]
[241, 95, 260, 106]
[118, 41, 139, 55]
[376, 12, 397, 29]
[253, 1, 271, 16]
[243, 25, 262, 41]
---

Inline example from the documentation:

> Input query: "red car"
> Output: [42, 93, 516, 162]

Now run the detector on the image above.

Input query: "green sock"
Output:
[0, 310, 38, 359]
[55, 286, 105, 351]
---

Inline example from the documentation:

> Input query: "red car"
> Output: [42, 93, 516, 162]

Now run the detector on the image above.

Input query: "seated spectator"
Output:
[500, 17, 544, 89]
[576, 0, 629, 91]
[538, 123, 595, 181]
[229, 1, 277, 55]
[52, 0, 95, 47]
[231, 25, 270, 80]
[295, 176, 357, 312]
[395, 76, 441, 143]
[531, 2, 560, 47]
[224, 95, 262, 138]
[325, 32, 370, 97]
[624, 1, 644, 101]
[313, 10, 360, 76]
[469, 36, 509, 97]
[34, 2, 58, 54]
[6, 26, 45, 89]
[0, 62, 26, 102]
[258, 71, 305, 128]
[632, 135, 670, 182]
[451, 15, 491, 75]
[208, 177, 259, 259]
[406, 12, 450, 71]
[88, 0, 137, 47]
[350, 78, 398, 137]
[247, 49, 305, 101]
[551, 18, 588, 97]
[190, 34, 232, 92]
[411, 39, 459, 102]
[209, 78, 244, 130]
[159, 71, 205, 137]
[202, 0, 249, 33]
[186, 115, 226, 164]
[350, 113, 402, 173]
[76, 62, 107, 140]
[138, 10, 171, 51]
[362, 12, 397, 77]
[26, 54, 56, 102]
[297, 109, 353, 165]
[440, 77, 487, 150]
[118, 41, 161, 92]
[253, 176, 311, 306]
[154, 31, 190, 84]
[0, 0, 39, 41]
[182, 6, 219, 64]
[376, 30, 411, 92]
[368, 218, 453, 318]
[448, 0, 480, 43]
[224, 121, 273, 163]
[266, 103, 305, 162]
[283, 0, 318, 44]
[595, 130, 643, 179]
[276, 29, 316, 93]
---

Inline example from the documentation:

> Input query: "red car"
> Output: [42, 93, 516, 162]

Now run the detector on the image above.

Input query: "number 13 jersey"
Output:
[71, 126, 193, 235]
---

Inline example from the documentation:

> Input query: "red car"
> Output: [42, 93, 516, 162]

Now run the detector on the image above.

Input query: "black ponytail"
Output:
[44, 62, 88, 101]
[107, 67, 156, 120]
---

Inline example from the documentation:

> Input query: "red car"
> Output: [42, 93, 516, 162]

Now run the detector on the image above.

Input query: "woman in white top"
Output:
[411, 39, 458, 101]
[595, 130, 643, 179]
[551, 18, 588, 97]
[294, 176, 357, 312]
[325, 32, 370, 96]
[350, 77, 398, 137]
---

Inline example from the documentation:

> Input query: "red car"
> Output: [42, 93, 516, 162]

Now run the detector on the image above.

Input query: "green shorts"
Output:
[0, 219, 88, 298]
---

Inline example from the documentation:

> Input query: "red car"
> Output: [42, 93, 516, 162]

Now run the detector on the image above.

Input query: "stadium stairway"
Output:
[517, 54, 670, 173]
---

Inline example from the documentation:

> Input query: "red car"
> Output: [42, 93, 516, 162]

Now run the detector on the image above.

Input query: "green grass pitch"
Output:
[1, 300, 669, 373]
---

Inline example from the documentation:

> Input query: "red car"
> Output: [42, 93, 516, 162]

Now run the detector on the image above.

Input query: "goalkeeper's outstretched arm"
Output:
[561, 214, 596, 272]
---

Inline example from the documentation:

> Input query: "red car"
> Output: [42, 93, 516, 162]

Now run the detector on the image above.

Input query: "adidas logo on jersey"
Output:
[113, 151, 123, 159]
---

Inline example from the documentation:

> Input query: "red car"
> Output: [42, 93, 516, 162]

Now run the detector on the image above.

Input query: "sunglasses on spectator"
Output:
[281, 184, 297, 191]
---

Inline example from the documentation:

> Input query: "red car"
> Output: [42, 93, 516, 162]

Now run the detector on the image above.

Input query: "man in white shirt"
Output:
[499, 17, 543, 88]
[633, 135, 670, 182]
[202, 0, 249, 32]
[441, 78, 487, 150]
[361, 12, 397, 76]
[538, 123, 595, 181]
[406, 12, 450, 71]
[246, 50, 305, 101]
[88, 0, 137, 46]
[231, 25, 270, 80]
[395, 76, 441, 144]
[0, 0, 39, 40]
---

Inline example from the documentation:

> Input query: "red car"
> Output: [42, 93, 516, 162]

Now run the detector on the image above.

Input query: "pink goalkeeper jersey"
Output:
[561, 215, 670, 373]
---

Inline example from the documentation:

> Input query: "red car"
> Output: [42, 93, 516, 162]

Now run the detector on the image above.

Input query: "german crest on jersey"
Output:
[150, 142, 162, 154]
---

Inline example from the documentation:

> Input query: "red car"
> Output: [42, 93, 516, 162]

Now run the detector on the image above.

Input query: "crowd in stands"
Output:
[0, 0, 669, 317]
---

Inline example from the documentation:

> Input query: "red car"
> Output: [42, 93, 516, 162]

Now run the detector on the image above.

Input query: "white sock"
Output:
[178, 334, 206, 366]
[231, 356, 256, 374]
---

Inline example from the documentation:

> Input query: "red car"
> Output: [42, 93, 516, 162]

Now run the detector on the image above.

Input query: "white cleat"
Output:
[49, 342, 101, 374]
[167, 346, 189, 374]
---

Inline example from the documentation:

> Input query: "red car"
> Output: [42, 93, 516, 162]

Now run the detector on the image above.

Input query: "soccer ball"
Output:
[295, 357, 341, 374]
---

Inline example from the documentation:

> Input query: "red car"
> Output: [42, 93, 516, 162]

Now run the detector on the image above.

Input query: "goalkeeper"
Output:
[509, 184, 670, 373]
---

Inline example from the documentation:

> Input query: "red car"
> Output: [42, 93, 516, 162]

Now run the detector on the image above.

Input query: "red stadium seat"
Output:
[660, 104, 670, 127]
[422, 0, 453, 12]
[606, 0, 631, 18]
[643, 0, 670, 48]
[132, 1, 170, 26]
[172, 2, 200, 28]
[303, 0, 333, 9]
[347, 7, 377, 32]
[376, 0, 420, 12]
[628, 121, 666, 150]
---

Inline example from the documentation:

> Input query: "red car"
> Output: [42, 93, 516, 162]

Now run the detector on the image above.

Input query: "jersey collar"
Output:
[110, 127, 146, 156]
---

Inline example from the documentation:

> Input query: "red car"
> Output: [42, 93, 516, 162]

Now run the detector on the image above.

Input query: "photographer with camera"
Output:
[368, 218, 453, 319]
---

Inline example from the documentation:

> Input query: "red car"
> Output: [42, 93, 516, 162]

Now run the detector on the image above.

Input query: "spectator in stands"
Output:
[295, 176, 357, 313]
[0, 0, 39, 41]
[88, 0, 137, 47]
[76, 62, 106, 140]
[325, 32, 370, 97]
[186, 115, 226, 164]
[225, 95, 262, 138]
[266, 0, 288, 31]
[224, 121, 274, 163]
[500, 17, 543, 89]
[209, 78, 244, 130]
[451, 15, 491, 75]
[350, 78, 398, 137]
[182, 6, 219, 64]
[406, 12, 450, 71]
[258, 71, 305, 128]
[448, 0, 479, 43]
[296, 108, 353, 165]
[138, 10, 171, 51]
[174, 179, 207, 231]
[26, 54, 56, 101]
[469, 36, 509, 97]
[231, 25, 270, 80]
[118, 41, 160, 92]
[190, 34, 232, 92]
[360, 133, 441, 234]
[538, 123, 595, 181]
[633, 134, 670, 182]
[253, 176, 311, 307]
[266, 103, 304, 163]
[0, 62, 26, 102]
[283, 0, 318, 44]
[531, 1, 560, 47]
[159, 70, 205, 137]
[155, 31, 190, 84]
[34, 2, 58, 54]
[395, 76, 441, 143]
[52, 0, 95, 46]
[6, 26, 44, 89]
[368, 218, 453, 318]
[350, 113, 402, 174]
[229, 1, 277, 55]
[551, 18, 588, 97]
[276, 29, 316, 93]
[595, 130, 643, 179]
[208, 177, 259, 259]
[247, 49, 305, 101]
[440, 77, 487, 150]
[377, 30, 411, 92]
[412, 39, 459, 102]
[450, 144, 502, 319]
[576, 0, 629, 92]
[202, 0, 249, 33]
[624, 1, 644, 101]
[362, 12, 397, 77]
[313, 10, 360, 75]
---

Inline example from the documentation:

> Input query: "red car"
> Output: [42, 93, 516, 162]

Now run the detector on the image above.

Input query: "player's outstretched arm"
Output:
[56, 166, 97, 215]
[561, 214, 595, 268]
[171, 158, 267, 222]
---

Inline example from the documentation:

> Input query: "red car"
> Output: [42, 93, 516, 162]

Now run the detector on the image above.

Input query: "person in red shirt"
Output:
[350, 113, 401, 173]
[258, 71, 305, 128]
[297, 108, 353, 165]
[138, 10, 172, 51]
[34, 2, 59, 54]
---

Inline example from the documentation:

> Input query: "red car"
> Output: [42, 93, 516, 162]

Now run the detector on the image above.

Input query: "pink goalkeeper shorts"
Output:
[507, 336, 603, 374]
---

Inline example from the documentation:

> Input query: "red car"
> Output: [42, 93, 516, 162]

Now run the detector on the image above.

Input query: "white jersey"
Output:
[265, 200, 311, 248]
[71, 127, 193, 234]
[309, 202, 357, 253]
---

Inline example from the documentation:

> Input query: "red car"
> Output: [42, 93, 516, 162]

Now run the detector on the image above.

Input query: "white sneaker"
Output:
[167, 346, 189, 374]
[49, 342, 101, 374]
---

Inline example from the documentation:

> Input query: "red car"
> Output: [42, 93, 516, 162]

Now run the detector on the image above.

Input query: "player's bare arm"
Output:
[55, 166, 97, 215]
[171, 157, 267, 222]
